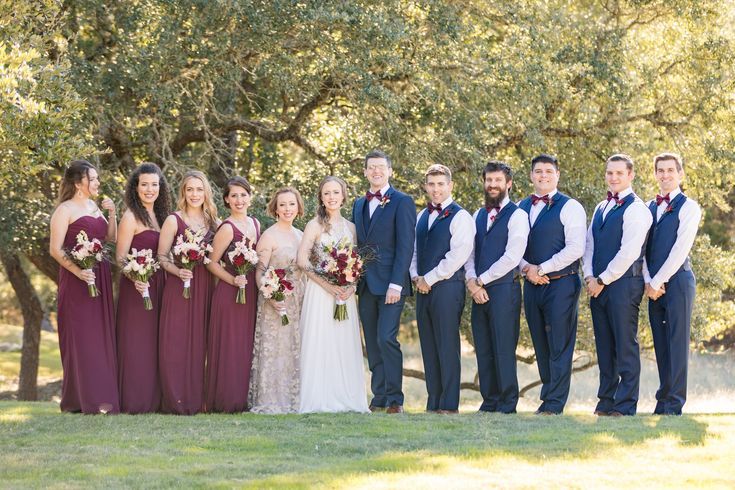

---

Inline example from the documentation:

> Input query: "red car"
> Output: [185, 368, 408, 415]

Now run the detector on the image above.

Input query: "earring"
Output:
[76, 190, 83, 198]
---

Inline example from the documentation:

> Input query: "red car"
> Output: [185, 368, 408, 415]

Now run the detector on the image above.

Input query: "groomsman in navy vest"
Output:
[644, 152, 701, 415]
[583, 154, 653, 416]
[410, 164, 474, 414]
[518, 154, 587, 415]
[352, 149, 416, 414]
[465, 161, 529, 413]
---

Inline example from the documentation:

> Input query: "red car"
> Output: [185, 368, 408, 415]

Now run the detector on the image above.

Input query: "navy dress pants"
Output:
[471, 280, 521, 413]
[358, 285, 405, 407]
[590, 275, 644, 415]
[523, 274, 581, 413]
[416, 279, 465, 411]
[648, 269, 695, 415]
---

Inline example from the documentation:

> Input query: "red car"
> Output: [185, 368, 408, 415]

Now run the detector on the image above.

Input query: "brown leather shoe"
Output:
[369, 405, 386, 413]
[608, 411, 625, 417]
[386, 404, 404, 414]
[594, 410, 610, 416]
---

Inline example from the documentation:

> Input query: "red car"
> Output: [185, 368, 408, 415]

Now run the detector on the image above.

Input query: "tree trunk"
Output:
[0, 250, 45, 401]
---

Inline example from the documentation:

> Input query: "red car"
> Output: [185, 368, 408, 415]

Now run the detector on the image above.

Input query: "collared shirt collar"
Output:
[430, 195, 454, 212]
[498, 195, 511, 210]
[616, 186, 633, 199]
[533, 189, 558, 201]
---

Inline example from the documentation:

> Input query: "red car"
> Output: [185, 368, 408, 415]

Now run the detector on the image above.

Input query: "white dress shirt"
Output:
[410, 196, 475, 287]
[368, 183, 391, 217]
[582, 186, 653, 285]
[642, 187, 701, 291]
[518, 189, 587, 275]
[464, 196, 530, 285]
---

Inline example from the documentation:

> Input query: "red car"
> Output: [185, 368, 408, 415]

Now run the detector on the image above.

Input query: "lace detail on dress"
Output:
[249, 231, 304, 414]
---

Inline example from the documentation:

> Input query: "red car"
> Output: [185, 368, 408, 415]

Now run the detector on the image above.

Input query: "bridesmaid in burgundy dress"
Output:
[157, 170, 219, 415]
[205, 176, 260, 413]
[115, 163, 172, 414]
[49, 160, 120, 414]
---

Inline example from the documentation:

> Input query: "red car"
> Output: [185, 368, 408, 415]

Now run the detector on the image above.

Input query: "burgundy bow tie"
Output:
[366, 190, 382, 202]
[486, 205, 501, 220]
[531, 194, 550, 206]
[427, 202, 442, 213]
[607, 191, 621, 204]
[656, 193, 670, 206]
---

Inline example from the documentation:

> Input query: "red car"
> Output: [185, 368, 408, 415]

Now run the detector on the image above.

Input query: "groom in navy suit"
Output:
[353, 149, 416, 414]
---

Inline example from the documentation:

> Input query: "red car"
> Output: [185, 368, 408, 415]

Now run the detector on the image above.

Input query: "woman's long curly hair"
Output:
[57, 159, 97, 204]
[316, 176, 348, 233]
[176, 170, 219, 232]
[124, 162, 172, 229]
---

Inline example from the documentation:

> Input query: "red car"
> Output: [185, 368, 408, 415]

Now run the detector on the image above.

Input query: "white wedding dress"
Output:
[298, 219, 369, 413]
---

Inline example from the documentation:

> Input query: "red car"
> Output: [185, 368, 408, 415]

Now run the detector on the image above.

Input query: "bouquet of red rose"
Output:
[226, 237, 259, 304]
[260, 266, 295, 325]
[172, 228, 213, 299]
[121, 248, 160, 310]
[313, 237, 365, 321]
[68, 230, 105, 297]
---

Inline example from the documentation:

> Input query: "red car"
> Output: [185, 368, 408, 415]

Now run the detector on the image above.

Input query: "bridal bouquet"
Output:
[260, 266, 295, 325]
[313, 237, 366, 321]
[226, 237, 259, 304]
[121, 248, 160, 310]
[68, 230, 105, 297]
[172, 228, 213, 299]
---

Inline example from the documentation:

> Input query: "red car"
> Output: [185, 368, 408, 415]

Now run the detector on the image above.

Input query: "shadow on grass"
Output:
[0, 402, 716, 487]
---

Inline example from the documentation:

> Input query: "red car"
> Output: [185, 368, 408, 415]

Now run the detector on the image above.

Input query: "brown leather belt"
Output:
[546, 271, 577, 281]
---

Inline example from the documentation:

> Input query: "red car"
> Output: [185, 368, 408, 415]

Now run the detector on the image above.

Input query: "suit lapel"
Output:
[366, 187, 392, 238]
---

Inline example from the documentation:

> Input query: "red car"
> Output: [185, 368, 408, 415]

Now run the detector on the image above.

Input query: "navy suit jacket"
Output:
[352, 186, 416, 296]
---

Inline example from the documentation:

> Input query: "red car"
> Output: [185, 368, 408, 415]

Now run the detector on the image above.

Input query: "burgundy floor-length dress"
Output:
[116, 230, 165, 414]
[205, 218, 259, 413]
[57, 215, 120, 414]
[158, 214, 214, 415]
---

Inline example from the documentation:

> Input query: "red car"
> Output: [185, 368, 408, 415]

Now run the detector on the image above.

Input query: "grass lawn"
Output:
[1, 402, 734, 488]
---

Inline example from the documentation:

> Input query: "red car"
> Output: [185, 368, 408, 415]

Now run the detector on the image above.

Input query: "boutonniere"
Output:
[379, 195, 391, 208]
[611, 199, 623, 211]
[546, 199, 554, 210]
[664, 204, 673, 214]
[440, 209, 452, 219]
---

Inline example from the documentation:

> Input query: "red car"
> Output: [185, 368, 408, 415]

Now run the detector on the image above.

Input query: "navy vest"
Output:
[474, 202, 518, 286]
[416, 202, 464, 282]
[518, 192, 579, 275]
[591, 193, 644, 278]
[645, 193, 691, 278]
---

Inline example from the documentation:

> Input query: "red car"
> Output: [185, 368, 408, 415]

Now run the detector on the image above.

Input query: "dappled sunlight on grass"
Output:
[0, 402, 733, 487]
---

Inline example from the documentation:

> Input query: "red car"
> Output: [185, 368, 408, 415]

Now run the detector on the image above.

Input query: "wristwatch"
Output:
[596, 277, 605, 286]
[475, 277, 483, 288]
[537, 267, 545, 277]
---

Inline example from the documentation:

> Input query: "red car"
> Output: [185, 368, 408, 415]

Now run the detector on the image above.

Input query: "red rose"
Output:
[233, 255, 246, 266]
[136, 256, 146, 264]
[187, 250, 200, 260]
[275, 269, 286, 279]
[282, 280, 293, 290]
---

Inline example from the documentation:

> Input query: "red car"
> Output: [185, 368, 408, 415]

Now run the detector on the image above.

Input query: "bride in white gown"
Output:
[297, 176, 369, 413]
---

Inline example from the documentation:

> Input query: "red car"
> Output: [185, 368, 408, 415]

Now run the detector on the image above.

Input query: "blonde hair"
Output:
[267, 187, 305, 219]
[176, 170, 219, 232]
[316, 176, 348, 233]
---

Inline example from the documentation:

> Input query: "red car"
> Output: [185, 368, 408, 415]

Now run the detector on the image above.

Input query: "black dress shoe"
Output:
[594, 410, 610, 416]
[369, 405, 386, 413]
[608, 411, 625, 417]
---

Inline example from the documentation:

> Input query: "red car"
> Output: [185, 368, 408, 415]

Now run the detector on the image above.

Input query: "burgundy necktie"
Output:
[427, 202, 442, 213]
[366, 190, 382, 202]
[655, 193, 670, 206]
[531, 194, 550, 206]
